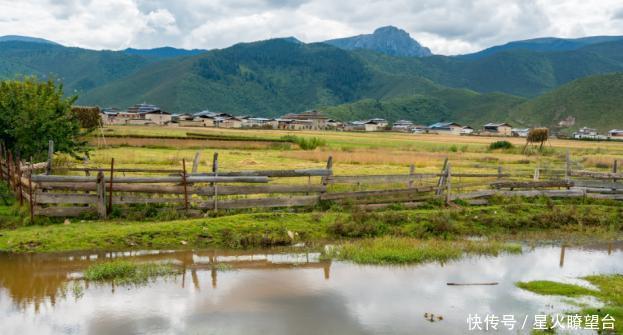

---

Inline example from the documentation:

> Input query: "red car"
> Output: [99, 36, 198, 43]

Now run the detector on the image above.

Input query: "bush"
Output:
[489, 140, 514, 150]
[72, 106, 101, 129]
[280, 135, 326, 150]
[0, 77, 90, 160]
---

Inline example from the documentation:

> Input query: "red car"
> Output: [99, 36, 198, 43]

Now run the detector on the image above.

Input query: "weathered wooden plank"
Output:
[59, 167, 182, 173]
[320, 186, 435, 201]
[490, 180, 573, 189]
[35, 192, 97, 204]
[330, 174, 438, 184]
[450, 190, 496, 200]
[495, 189, 586, 198]
[570, 170, 623, 179]
[573, 180, 623, 190]
[197, 195, 319, 209]
[34, 206, 93, 217]
[587, 193, 623, 200]
[193, 169, 331, 177]
[112, 196, 185, 205]
[32, 175, 269, 184]
[38, 183, 326, 195]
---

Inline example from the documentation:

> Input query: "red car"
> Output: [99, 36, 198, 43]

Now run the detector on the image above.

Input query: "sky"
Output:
[0, 0, 622, 55]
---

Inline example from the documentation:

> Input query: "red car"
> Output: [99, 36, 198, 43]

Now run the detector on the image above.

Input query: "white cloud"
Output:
[0, 0, 622, 54]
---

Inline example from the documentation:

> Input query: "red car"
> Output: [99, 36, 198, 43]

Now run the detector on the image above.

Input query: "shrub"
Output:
[489, 140, 514, 150]
[280, 135, 326, 150]
[0, 77, 90, 160]
[72, 106, 101, 129]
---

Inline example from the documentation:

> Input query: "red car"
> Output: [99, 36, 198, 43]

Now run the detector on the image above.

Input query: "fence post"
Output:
[17, 156, 23, 206]
[497, 166, 503, 180]
[212, 153, 219, 212]
[84, 156, 90, 176]
[96, 171, 107, 219]
[182, 158, 189, 211]
[7, 152, 13, 191]
[445, 163, 452, 205]
[191, 151, 201, 174]
[435, 158, 448, 196]
[108, 158, 114, 213]
[28, 157, 34, 223]
[565, 149, 570, 181]
[322, 156, 333, 186]
[0, 142, 4, 182]
[408, 164, 415, 188]
[533, 167, 540, 181]
[46, 140, 54, 175]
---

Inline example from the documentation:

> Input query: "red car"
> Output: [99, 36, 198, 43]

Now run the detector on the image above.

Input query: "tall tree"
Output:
[0, 77, 90, 160]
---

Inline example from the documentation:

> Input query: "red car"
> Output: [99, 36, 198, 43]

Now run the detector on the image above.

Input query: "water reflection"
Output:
[0, 241, 621, 335]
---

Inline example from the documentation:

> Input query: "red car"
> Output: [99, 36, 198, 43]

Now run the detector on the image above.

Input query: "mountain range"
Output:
[1, 28, 623, 131]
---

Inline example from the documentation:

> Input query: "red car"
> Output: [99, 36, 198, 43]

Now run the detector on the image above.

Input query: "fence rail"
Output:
[1, 141, 622, 219]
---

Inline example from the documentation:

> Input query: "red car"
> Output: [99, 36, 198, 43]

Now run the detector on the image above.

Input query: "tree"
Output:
[0, 77, 90, 160]
[73, 106, 102, 129]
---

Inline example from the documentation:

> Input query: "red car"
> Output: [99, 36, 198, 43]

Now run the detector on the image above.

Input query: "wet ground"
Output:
[0, 241, 621, 334]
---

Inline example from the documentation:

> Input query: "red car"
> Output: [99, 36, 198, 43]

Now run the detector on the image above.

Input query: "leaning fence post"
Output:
[408, 164, 415, 188]
[191, 151, 201, 174]
[322, 156, 333, 185]
[565, 149, 570, 181]
[445, 163, 452, 205]
[212, 153, 219, 212]
[435, 158, 448, 196]
[17, 156, 23, 206]
[7, 152, 14, 191]
[28, 157, 34, 223]
[108, 158, 114, 213]
[46, 140, 54, 175]
[96, 171, 107, 219]
[182, 158, 189, 211]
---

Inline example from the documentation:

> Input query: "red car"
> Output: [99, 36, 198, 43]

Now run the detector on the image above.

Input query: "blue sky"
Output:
[1, 0, 622, 55]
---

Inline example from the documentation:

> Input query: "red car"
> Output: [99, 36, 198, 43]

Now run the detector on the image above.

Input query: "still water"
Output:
[0, 242, 621, 335]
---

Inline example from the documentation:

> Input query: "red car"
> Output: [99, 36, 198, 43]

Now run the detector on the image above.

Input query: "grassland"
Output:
[0, 196, 621, 253]
[517, 275, 623, 333]
[85, 125, 623, 177]
[2, 125, 623, 254]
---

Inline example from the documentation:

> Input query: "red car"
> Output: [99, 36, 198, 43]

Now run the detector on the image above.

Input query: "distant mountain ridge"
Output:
[2, 29, 623, 130]
[0, 35, 59, 45]
[324, 26, 433, 57]
[123, 47, 206, 59]
[460, 35, 623, 59]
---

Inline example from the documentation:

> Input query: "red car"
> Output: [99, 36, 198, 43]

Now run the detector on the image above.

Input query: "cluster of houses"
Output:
[99, 103, 532, 136]
[99, 103, 623, 141]
[571, 127, 623, 140]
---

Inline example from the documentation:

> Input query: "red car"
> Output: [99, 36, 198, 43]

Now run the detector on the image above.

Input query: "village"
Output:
[100, 103, 623, 140]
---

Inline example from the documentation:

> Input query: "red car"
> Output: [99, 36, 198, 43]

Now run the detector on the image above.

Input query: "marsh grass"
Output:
[323, 237, 522, 265]
[83, 260, 179, 285]
[516, 281, 597, 297]
[517, 275, 623, 333]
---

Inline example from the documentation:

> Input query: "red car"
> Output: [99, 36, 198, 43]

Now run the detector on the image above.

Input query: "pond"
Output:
[0, 241, 621, 334]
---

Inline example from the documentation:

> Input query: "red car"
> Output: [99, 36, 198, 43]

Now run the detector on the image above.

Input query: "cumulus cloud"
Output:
[0, 0, 622, 54]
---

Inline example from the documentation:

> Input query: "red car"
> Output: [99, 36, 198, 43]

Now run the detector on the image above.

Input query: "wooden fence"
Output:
[1, 141, 622, 219]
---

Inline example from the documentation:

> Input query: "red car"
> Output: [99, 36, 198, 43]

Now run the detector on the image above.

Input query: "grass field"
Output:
[1, 125, 622, 254]
[81, 125, 623, 177]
